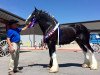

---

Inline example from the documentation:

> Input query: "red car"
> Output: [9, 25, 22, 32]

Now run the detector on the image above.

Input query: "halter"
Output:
[28, 18, 36, 28]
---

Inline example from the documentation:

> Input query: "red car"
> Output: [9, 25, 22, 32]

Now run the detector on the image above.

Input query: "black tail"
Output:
[79, 24, 90, 35]
[74, 23, 90, 44]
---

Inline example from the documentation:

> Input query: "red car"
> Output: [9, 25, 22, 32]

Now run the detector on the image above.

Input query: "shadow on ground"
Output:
[20, 63, 82, 69]
[20, 51, 31, 53]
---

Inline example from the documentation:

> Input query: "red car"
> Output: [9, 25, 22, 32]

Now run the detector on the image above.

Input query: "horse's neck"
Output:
[38, 13, 56, 35]
[39, 22, 51, 35]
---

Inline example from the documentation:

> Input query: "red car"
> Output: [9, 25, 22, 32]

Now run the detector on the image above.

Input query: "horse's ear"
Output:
[34, 7, 38, 12]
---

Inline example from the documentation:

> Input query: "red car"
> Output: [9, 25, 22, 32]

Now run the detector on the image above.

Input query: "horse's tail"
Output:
[78, 23, 90, 35]
[75, 23, 90, 43]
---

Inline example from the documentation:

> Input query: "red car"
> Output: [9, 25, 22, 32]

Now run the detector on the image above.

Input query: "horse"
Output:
[25, 8, 98, 73]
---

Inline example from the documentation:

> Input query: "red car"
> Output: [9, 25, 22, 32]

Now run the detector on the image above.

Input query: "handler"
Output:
[6, 19, 30, 75]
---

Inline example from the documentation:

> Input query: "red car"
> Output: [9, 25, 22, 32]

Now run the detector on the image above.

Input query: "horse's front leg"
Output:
[48, 43, 59, 73]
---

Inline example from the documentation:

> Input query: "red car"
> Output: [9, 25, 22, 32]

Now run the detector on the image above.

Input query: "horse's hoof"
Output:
[49, 69, 58, 73]
[82, 64, 89, 68]
[90, 65, 98, 70]
[49, 67, 59, 73]
[90, 67, 98, 70]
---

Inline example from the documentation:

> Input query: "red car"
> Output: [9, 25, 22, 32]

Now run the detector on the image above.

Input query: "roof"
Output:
[0, 8, 43, 35]
[0, 8, 25, 34]
[61, 20, 100, 25]
[0, 8, 25, 25]
[61, 20, 100, 33]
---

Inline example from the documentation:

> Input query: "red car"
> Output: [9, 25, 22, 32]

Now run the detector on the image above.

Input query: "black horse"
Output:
[25, 8, 98, 73]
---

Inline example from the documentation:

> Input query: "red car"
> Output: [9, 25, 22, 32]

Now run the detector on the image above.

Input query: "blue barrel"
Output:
[89, 33, 100, 44]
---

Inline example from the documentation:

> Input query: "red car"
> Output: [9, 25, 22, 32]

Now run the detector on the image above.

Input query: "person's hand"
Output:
[8, 46, 15, 54]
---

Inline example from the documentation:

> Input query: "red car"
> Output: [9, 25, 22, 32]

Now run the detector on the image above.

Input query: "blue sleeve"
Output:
[7, 30, 13, 38]
[17, 28, 22, 32]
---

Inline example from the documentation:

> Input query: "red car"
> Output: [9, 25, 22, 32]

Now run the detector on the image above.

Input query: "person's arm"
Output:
[7, 38, 12, 47]
[6, 38, 14, 53]
[22, 24, 29, 31]
[22, 22, 31, 31]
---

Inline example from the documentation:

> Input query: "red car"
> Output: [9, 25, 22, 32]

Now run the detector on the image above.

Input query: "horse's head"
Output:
[25, 8, 58, 34]
[25, 8, 40, 27]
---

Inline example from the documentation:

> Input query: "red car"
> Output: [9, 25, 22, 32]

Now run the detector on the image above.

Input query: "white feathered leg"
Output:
[49, 52, 59, 73]
[89, 50, 98, 70]
[82, 51, 90, 68]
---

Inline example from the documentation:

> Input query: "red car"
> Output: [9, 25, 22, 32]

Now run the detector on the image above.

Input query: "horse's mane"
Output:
[39, 10, 58, 24]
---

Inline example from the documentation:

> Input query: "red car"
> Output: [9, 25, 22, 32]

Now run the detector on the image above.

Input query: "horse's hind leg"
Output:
[85, 43, 98, 70]
[76, 39, 90, 68]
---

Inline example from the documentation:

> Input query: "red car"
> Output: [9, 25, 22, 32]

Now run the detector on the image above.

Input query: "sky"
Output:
[0, 0, 100, 24]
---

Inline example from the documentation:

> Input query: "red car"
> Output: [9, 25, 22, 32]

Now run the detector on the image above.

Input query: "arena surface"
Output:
[0, 49, 100, 75]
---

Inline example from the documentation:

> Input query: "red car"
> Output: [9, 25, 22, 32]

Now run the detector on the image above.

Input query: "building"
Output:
[61, 20, 100, 33]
